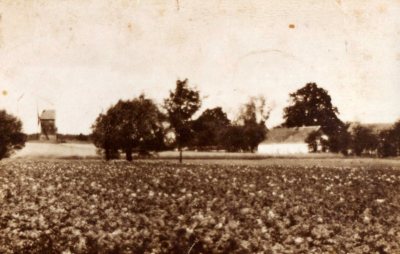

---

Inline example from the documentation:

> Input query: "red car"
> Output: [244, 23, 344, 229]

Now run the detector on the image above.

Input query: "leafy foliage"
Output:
[220, 125, 247, 152]
[191, 107, 230, 149]
[283, 83, 339, 128]
[164, 79, 201, 162]
[390, 121, 400, 155]
[232, 96, 269, 152]
[283, 83, 349, 154]
[305, 130, 324, 153]
[377, 120, 400, 157]
[327, 123, 352, 155]
[92, 95, 164, 161]
[350, 124, 379, 156]
[0, 110, 26, 160]
[91, 113, 120, 160]
[190, 97, 269, 153]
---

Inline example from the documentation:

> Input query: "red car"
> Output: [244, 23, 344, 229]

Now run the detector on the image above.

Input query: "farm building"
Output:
[39, 109, 57, 141]
[257, 126, 326, 155]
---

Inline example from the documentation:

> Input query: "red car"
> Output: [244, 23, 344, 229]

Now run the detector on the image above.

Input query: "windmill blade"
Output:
[17, 93, 24, 102]
[37, 101, 40, 127]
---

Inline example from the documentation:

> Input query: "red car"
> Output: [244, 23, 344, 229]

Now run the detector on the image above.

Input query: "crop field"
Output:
[1, 160, 400, 253]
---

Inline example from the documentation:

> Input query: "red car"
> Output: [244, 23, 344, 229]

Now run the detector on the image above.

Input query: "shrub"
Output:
[0, 110, 26, 159]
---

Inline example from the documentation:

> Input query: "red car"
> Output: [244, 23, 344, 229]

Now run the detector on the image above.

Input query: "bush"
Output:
[377, 121, 400, 157]
[0, 110, 26, 159]
[351, 125, 379, 156]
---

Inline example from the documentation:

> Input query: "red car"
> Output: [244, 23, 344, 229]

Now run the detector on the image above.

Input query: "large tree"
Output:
[221, 96, 269, 152]
[378, 120, 400, 157]
[220, 125, 247, 152]
[0, 110, 27, 160]
[192, 107, 230, 149]
[283, 83, 349, 153]
[350, 124, 379, 156]
[238, 96, 269, 152]
[164, 79, 201, 162]
[92, 95, 164, 161]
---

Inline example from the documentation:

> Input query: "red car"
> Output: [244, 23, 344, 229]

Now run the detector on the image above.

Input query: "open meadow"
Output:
[1, 158, 400, 253]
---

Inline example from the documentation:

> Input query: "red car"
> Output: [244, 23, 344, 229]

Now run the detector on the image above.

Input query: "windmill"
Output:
[38, 109, 57, 141]
[35, 95, 57, 142]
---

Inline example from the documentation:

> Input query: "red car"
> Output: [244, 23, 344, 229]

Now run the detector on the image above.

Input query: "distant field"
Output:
[14, 142, 339, 160]
[9, 142, 353, 160]
[1, 160, 399, 253]
[12, 142, 99, 159]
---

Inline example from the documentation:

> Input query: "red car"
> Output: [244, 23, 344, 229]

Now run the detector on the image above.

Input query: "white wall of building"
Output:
[257, 143, 309, 155]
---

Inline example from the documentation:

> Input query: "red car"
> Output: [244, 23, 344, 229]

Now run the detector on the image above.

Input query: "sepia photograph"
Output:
[0, 0, 400, 253]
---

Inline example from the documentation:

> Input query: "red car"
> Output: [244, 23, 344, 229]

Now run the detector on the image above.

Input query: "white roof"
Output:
[260, 126, 321, 144]
[40, 110, 56, 120]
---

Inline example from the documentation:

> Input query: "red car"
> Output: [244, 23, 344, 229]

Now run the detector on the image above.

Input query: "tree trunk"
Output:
[104, 142, 111, 161]
[105, 148, 111, 161]
[126, 146, 133, 161]
[179, 147, 183, 163]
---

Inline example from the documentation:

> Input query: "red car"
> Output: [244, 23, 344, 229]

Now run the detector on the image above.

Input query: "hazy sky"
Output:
[0, 0, 399, 134]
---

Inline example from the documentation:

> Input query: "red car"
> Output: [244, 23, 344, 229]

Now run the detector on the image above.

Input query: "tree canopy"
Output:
[221, 96, 269, 152]
[92, 95, 164, 161]
[0, 110, 27, 160]
[350, 124, 379, 156]
[283, 83, 349, 153]
[91, 112, 120, 160]
[191, 107, 230, 149]
[283, 83, 340, 129]
[378, 120, 400, 157]
[238, 96, 269, 152]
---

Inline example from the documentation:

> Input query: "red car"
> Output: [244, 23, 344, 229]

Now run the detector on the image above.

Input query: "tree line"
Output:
[0, 80, 399, 160]
[91, 79, 268, 162]
[350, 122, 400, 157]
[91, 80, 400, 161]
[282, 83, 400, 157]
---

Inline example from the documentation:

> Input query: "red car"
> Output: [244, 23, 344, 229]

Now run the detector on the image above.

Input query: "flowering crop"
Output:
[1, 160, 400, 253]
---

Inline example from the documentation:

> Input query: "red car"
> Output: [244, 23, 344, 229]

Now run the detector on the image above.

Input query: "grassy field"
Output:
[12, 142, 400, 168]
[13, 142, 345, 160]
[1, 159, 400, 253]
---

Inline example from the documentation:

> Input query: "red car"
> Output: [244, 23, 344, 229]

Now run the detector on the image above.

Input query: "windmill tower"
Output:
[38, 109, 57, 141]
